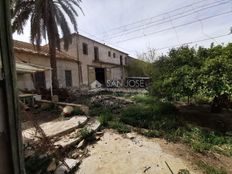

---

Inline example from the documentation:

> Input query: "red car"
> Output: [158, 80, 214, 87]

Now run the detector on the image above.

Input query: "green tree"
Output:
[12, 0, 82, 89]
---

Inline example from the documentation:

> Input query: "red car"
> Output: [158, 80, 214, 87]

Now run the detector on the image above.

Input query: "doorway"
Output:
[95, 68, 105, 85]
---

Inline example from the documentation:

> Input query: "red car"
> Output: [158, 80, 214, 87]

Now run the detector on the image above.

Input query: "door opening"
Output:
[95, 68, 105, 86]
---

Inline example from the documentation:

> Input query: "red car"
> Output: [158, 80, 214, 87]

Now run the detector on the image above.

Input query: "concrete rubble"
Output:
[91, 95, 134, 113]
[22, 114, 102, 174]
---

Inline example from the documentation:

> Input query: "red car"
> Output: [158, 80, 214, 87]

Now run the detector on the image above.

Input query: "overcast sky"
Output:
[13, 0, 232, 58]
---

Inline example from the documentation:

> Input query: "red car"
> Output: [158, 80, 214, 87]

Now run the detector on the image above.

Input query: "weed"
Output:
[89, 105, 111, 117]
[197, 161, 227, 174]
[98, 112, 113, 127]
[132, 94, 155, 105]
[80, 128, 92, 139]
[141, 130, 161, 138]
[178, 169, 190, 174]
[109, 121, 131, 134]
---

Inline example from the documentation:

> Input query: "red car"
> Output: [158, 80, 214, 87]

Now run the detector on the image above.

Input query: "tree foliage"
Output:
[151, 44, 232, 107]
[11, 0, 82, 89]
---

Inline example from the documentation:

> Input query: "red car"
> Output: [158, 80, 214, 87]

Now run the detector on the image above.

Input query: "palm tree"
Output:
[12, 0, 82, 89]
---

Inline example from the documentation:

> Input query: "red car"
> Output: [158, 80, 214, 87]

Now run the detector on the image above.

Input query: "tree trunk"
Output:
[47, 27, 59, 90]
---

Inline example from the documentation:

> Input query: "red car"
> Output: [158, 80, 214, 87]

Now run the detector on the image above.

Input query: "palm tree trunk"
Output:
[47, 27, 59, 90]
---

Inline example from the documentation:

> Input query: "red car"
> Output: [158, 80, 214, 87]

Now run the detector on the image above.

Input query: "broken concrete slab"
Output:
[53, 119, 101, 148]
[85, 119, 101, 132]
[55, 158, 80, 174]
[37, 100, 89, 114]
[22, 116, 88, 142]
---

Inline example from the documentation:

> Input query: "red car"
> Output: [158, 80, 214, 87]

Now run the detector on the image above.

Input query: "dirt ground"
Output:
[178, 104, 232, 132]
[76, 130, 203, 174]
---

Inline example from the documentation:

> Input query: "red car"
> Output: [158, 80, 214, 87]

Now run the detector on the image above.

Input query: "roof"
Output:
[0, 61, 51, 73]
[16, 61, 51, 73]
[67, 33, 129, 55]
[13, 40, 77, 62]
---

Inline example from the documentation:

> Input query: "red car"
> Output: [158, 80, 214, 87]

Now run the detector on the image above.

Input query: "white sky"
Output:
[13, 0, 232, 58]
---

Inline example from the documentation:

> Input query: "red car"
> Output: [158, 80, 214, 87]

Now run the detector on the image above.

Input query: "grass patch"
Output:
[120, 101, 232, 156]
[197, 161, 227, 174]
[131, 94, 155, 105]
[109, 120, 131, 134]
[98, 112, 113, 127]
[140, 130, 161, 138]
[89, 104, 111, 117]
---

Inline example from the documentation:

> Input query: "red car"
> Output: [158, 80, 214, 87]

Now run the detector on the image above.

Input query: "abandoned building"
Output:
[13, 34, 130, 91]
[60, 34, 128, 88]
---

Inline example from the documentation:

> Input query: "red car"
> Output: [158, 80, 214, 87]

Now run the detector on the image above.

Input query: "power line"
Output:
[155, 33, 230, 51]
[105, 0, 229, 40]
[113, 10, 232, 44]
[99, 0, 227, 37]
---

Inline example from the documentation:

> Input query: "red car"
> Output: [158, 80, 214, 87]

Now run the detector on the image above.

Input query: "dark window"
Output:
[65, 70, 72, 87]
[82, 43, 88, 55]
[113, 53, 116, 58]
[120, 55, 123, 65]
[108, 51, 111, 57]
[94, 46, 99, 61]
[35, 72, 46, 89]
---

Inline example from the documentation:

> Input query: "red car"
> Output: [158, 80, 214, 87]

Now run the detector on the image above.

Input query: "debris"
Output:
[47, 158, 57, 172]
[165, 161, 174, 174]
[55, 158, 80, 174]
[77, 140, 85, 149]
[96, 131, 104, 136]
[62, 106, 74, 117]
[144, 166, 151, 173]
[126, 132, 136, 139]
[91, 95, 134, 113]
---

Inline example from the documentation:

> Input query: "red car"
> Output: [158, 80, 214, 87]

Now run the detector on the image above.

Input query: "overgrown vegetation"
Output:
[197, 161, 227, 174]
[120, 94, 232, 156]
[151, 45, 232, 112]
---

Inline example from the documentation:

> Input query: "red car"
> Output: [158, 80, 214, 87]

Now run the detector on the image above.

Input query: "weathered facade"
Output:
[14, 40, 79, 91]
[14, 34, 130, 91]
[60, 34, 128, 88]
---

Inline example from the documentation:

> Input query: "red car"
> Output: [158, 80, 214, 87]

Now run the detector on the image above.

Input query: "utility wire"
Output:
[113, 10, 232, 44]
[99, 0, 227, 37]
[155, 33, 230, 51]
[105, 0, 229, 40]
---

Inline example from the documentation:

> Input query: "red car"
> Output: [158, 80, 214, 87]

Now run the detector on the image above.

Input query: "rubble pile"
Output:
[91, 95, 134, 112]
[22, 116, 102, 174]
